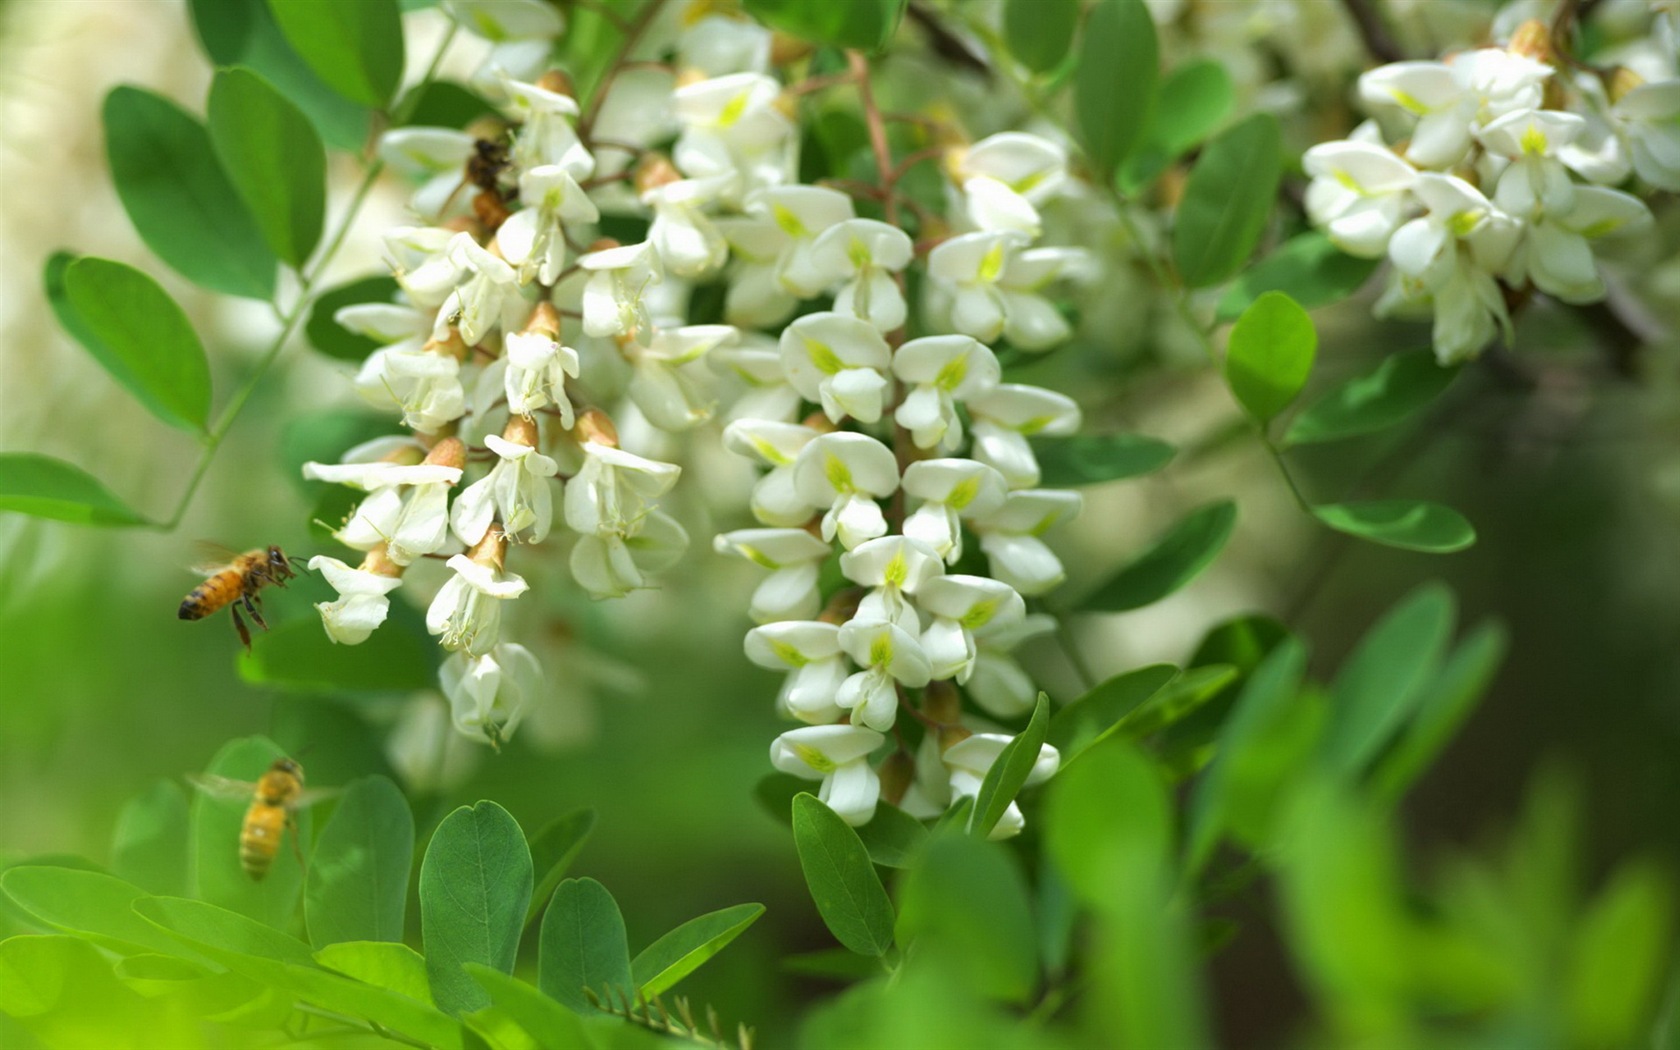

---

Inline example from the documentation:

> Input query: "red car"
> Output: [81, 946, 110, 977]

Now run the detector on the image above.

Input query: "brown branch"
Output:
[1338, 0, 1404, 64]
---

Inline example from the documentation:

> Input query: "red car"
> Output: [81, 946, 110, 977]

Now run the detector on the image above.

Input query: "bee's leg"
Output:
[242, 593, 270, 632]
[230, 605, 252, 651]
[287, 815, 308, 877]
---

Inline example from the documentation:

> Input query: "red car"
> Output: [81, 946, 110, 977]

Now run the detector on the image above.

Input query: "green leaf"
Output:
[1372, 621, 1508, 802]
[537, 878, 633, 1014]
[111, 780, 190, 896]
[1047, 663, 1179, 761]
[1225, 291, 1316, 424]
[135, 895, 316, 966]
[267, 0, 405, 109]
[1119, 59, 1233, 192]
[1313, 500, 1476, 553]
[189, 0, 371, 151]
[239, 597, 440, 692]
[208, 67, 327, 268]
[0, 453, 148, 527]
[1045, 738, 1172, 912]
[466, 965, 591, 1049]
[1075, 0, 1157, 180]
[1172, 113, 1282, 289]
[191, 736, 312, 930]
[305, 775, 414, 948]
[753, 773, 808, 827]
[1216, 230, 1381, 322]
[315, 941, 433, 1004]
[1322, 582, 1456, 777]
[895, 835, 1038, 1004]
[1566, 861, 1675, 1048]
[305, 275, 401, 361]
[0, 936, 197, 1046]
[780, 948, 881, 981]
[396, 81, 497, 129]
[1114, 664, 1239, 740]
[102, 87, 276, 300]
[1284, 348, 1459, 447]
[1032, 433, 1175, 486]
[1185, 639, 1308, 868]
[0, 868, 202, 962]
[1083, 500, 1238, 612]
[1003, 0, 1079, 74]
[525, 810, 597, 927]
[60, 256, 212, 432]
[854, 803, 929, 869]
[631, 903, 765, 999]
[421, 802, 532, 1015]
[791, 794, 895, 957]
[969, 695, 1051, 840]
[743, 0, 906, 51]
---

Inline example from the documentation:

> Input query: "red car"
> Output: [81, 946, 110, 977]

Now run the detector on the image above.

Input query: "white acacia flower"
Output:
[1358, 52, 1550, 168]
[769, 725, 885, 826]
[673, 73, 795, 199]
[715, 216, 799, 328]
[745, 186, 855, 297]
[644, 173, 732, 278]
[446, 0, 562, 41]
[1302, 140, 1419, 257]
[439, 236, 528, 346]
[745, 621, 849, 723]
[779, 312, 892, 424]
[384, 226, 466, 310]
[355, 347, 468, 434]
[809, 219, 914, 332]
[308, 555, 404, 645]
[678, 11, 772, 77]
[579, 241, 662, 339]
[836, 619, 932, 731]
[497, 165, 600, 285]
[966, 384, 1082, 489]
[502, 329, 581, 423]
[714, 528, 832, 623]
[916, 575, 1026, 683]
[971, 489, 1084, 596]
[901, 458, 1008, 563]
[440, 642, 542, 746]
[1615, 80, 1680, 192]
[570, 509, 688, 598]
[722, 419, 821, 526]
[451, 434, 560, 546]
[307, 461, 462, 565]
[427, 554, 529, 656]
[968, 613, 1057, 719]
[711, 336, 802, 422]
[564, 442, 682, 538]
[378, 128, 478, 218]
[993, 247, 1090, 351]
[335, 300, 430, 348]
[928, 230, 1029, 343]
[942, 733, 1059, 840]
[840, 536, 945, 632]
[791, 433, 899, 549]
[626, 324, 734, 431]
[1388, 173, 1519, 362]
[950, 132, 1068, 236]
[1504, 185, 1651, 303]
[892, 335, 1002, 450]
[502, 76, 594, 178]
[1479, 108, 1588, 219]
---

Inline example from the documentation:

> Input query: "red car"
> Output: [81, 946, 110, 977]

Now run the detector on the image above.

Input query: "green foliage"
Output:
[304, 775, 414, 947]
[208, 67, 327, 269]
[1048, 663, 1179, 760]
[539, 878, 634, 1014]
[239, 596, 440, 692]
[969, 694, 1050, 839]
[102, 87, 277, 300]
[853, 803, 930, 868]
[53, 256, 213, 433]
[1216, 231, 1380, 321]
[526, 810, 599, 927]
[1284, 348, 1460, 447]
[1312, 499, 1476, 553]
[631, 903, 765, 998]
[421, 801, 533, 1014]
[1225, 291, 1317, 425]
[1075, 0, 1157, 181]
[1031, 432, 1175, 486]
[191, 736, 311, 930]
[895, 834, 1037, 1003]
[110, 780, 191, 896]
[1003, 0, 1079, 74]
[1172, 113, 1282, 288]
[267, 0, 406, 109]
[1120, 59, 1233, 192]
[792, 794, 895, 957]
[315, 940, 433, 1003]
[744, 0, 906, 52]
[1372, 622, 1509, 803]
[0, 453, 148, 527]
[305, 275, 402, 361]
[1082, 500, 1238, 611]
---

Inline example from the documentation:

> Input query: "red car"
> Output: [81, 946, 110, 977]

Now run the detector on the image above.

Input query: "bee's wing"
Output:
[188, 540, 242, 575]
[186, 773, 256, 802]
[290, 787, 342, 811]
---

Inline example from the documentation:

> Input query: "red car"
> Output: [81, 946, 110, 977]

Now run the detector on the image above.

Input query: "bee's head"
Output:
[267, 546, 295, 576]
[272, 757, 302, 780]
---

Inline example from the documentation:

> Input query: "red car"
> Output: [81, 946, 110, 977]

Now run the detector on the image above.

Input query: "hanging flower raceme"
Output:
[769, 725, 886, 826]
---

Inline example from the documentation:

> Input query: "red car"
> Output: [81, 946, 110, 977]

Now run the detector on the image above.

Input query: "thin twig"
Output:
[579, 0, 667, 140]
[1338, 0, 1404, 64]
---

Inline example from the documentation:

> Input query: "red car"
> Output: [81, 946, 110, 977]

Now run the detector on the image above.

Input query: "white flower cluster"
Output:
[1303, 17, 1674, 363]
[302, 0, 1083, 828]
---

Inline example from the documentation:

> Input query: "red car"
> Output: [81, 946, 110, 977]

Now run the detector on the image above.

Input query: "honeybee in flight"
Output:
[189, 757, 330, 881]
[178, 544, 297, 650]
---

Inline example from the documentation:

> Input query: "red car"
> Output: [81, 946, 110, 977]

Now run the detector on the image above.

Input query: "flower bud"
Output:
[818, 587, 864, 625]
[467, 524, 508, 571]
[1507, 20, 1555, 64]
[523, 300, 562, 339]
[634, 152, 683, 196]
[574, 408, 619, 448]
[536, 70, 576, 99]
[799, 410, 839, 434]
[675, 67, 708, 90]
[769, 31, 812, 67]
[878, 750, 915, 806]
[586, 237, 620, 254]
[937, 723, 972, 751]
[1607, 66, 1646, 105]
[424, 435, 468, 472]
[922, 679, 961, 725]
[358, 544, 405, 578]
[502, 414, 539, 448]
[426, 328, 469, 361]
